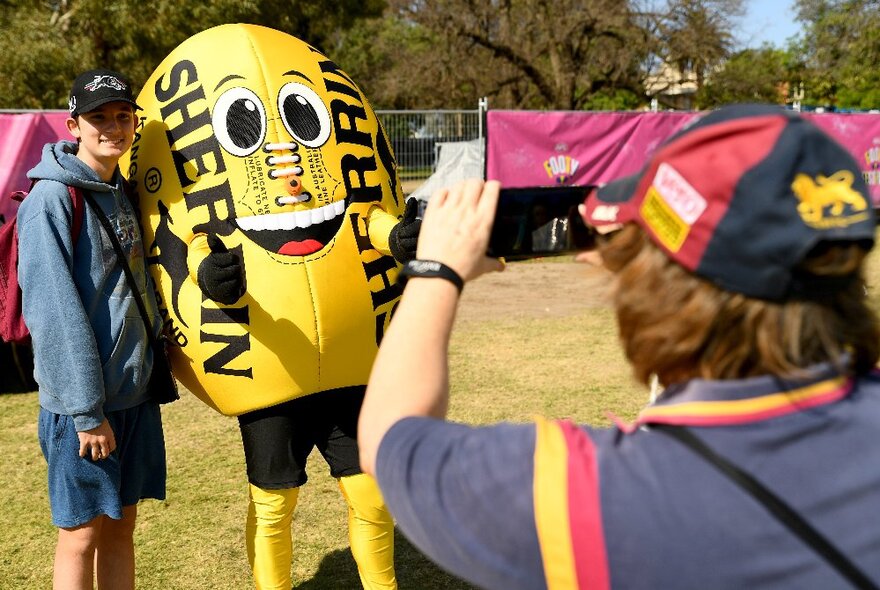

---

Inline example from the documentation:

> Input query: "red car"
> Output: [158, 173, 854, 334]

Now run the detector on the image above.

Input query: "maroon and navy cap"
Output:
[582, 103, 876, 301]
[68, 69, 141, 117]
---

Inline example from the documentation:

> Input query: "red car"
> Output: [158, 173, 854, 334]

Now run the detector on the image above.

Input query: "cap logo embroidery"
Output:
[653, 163, 707, 224]
[791, 170, 869, 228]
[83, 75, 126, 93]
[640, 163, 707, 253]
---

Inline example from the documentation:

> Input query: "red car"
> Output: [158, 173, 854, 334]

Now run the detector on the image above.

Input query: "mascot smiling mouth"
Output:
[235, 198, 349, 256]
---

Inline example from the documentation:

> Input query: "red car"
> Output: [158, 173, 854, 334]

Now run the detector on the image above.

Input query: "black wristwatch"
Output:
[397, 259, 465, 293]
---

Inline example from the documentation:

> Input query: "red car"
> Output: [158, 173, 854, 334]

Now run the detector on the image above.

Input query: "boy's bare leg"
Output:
[96, 505, 137, 590]
[54, 517, 102, 590]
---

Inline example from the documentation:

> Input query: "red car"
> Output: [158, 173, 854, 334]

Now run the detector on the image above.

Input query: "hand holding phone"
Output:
[487, 185, 595, 260]
[417, 179, 505, 283]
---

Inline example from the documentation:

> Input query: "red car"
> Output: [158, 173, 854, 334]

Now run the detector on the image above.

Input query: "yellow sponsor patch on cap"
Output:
[640, 163, 706, 252]
[641, 187, 689, 252]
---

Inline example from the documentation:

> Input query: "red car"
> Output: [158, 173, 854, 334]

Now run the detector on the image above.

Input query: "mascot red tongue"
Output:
[280, 239, 322, 255]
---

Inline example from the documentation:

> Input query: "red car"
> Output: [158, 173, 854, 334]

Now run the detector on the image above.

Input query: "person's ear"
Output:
[132, 113, 139, 128]
[66, 117, 81, 140]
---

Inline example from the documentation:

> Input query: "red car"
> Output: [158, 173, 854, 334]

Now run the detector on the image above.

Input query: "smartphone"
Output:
[487, 185, 595, 260]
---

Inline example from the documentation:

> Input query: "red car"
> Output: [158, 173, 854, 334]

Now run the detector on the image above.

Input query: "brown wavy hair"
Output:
[598, 225, 880, 387]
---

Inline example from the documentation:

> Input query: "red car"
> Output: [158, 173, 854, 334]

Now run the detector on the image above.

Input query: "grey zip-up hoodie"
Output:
[17, 140, 161, 431]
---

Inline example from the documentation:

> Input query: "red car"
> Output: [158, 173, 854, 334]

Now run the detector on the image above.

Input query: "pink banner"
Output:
[802, 113, 880, 206]
[486, 111, 698, 187]
[486, 110, 880, 206]
[0, 111, 69, 220]
[4, 110, 880, 214]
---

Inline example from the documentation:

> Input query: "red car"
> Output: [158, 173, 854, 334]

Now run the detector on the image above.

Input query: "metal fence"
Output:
[377, 99, 486, 185]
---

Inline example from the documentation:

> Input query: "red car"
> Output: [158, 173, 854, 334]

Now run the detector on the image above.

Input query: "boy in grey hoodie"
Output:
[17, 69, 166, 590]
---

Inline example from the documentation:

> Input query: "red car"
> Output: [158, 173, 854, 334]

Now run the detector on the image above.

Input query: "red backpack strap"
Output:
[10, 179, 38, 203]
[10, 182, 83, 243]
[11, 181, 82, 233]
[68, 186, 84, 246]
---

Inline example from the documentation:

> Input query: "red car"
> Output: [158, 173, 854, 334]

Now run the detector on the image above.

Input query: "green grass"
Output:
[4, 249, 880, 589]
[0, 383, 479, 589]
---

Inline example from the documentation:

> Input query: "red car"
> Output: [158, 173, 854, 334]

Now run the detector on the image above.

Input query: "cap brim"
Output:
[581, 173, 641, 227]
[74, 97, 141, 116]
[596, 174, 640, 204]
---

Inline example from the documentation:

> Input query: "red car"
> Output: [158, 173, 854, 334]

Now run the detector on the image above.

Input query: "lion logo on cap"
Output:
[792, 170, 868, 227]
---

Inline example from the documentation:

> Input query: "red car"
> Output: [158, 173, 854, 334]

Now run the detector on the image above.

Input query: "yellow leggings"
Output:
[246, 473, 396, 589]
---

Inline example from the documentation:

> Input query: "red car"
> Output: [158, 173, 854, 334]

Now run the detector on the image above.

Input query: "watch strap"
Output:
[398, 259, 465, 293]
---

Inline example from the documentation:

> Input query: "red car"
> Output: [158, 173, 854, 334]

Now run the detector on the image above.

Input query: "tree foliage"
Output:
[367, 0, 648, 110]
[1, 0, 878, 111]
[642, 0, 744, 106]
[695, 46, 788, 107]
[0, 0, 384, 109]
[331, 14, 453, 109]
[338, 0, 748, 110]
[791, 0, 880, 109]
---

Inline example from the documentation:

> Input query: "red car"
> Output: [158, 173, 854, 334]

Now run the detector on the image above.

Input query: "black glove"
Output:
[389, 198, 422, 263]
[197, 235, 245, 305]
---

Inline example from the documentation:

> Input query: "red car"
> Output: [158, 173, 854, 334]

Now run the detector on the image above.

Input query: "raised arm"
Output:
[358, 179, 504, 475]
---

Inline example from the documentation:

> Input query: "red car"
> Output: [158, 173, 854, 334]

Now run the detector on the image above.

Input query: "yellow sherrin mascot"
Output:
[123, 24, 419, 589]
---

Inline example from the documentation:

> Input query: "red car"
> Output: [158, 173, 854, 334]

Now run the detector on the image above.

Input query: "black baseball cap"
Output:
[68, 68, 141, 117]
[582, 104, 876, 301]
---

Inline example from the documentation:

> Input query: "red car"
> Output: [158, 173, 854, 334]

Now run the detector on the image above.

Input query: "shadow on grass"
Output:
[293, 527, 475, 589]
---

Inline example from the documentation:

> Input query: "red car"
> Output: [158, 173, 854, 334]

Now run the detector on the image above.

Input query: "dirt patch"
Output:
[456, 259, 612, 325]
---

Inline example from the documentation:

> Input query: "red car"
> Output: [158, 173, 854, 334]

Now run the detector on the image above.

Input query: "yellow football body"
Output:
[122, 24, 404, 415]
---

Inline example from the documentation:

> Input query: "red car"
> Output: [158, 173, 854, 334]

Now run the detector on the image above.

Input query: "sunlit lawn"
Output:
[3, 249, 879, 589]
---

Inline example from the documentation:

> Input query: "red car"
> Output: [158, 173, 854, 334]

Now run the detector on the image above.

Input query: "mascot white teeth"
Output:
[123, 23, 418, 589]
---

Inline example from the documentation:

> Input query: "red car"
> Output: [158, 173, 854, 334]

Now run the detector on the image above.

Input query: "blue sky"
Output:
[739, 0, 800, 48]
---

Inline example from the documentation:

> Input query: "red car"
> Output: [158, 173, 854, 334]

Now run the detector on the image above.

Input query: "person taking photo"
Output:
[358, 104, 880, 589]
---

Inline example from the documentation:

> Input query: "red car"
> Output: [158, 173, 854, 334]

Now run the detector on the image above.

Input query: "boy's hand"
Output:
[416, 179, 505, 282]
[78, 419, 116, 461]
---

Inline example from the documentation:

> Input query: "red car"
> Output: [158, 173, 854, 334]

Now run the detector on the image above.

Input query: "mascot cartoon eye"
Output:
[277, 82, 331, 148]
[212, 87, 267, 156]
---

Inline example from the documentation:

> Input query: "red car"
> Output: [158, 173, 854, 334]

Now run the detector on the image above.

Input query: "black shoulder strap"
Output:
[651, 424, 878, 590]
[79, 190, 155, 342]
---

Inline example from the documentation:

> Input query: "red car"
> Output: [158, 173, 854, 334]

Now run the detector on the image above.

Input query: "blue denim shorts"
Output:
[38, 402, 166, 528]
